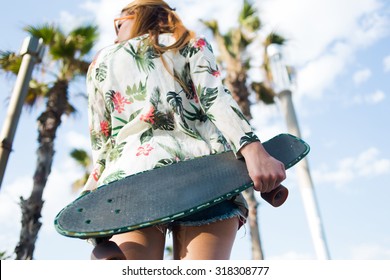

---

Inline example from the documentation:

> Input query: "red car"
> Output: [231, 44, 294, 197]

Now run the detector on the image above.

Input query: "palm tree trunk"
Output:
[243, 188, 264, 260]
[14, 80, 68, 259]
[225, 70, 252, 120]
[227, 70, 264, 260]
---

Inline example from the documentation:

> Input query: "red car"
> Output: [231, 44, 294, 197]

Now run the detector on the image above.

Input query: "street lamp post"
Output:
[0, 36, 45, 189]
[267, 44, 331, 260]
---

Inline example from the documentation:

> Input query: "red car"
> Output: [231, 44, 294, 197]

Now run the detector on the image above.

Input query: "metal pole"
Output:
[0, 36, 45, 189]
[278, 90, 331, 260]
[267, 44, 331, 259]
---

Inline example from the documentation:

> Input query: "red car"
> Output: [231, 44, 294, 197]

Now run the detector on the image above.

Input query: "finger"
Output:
[252, 179, 263, 192]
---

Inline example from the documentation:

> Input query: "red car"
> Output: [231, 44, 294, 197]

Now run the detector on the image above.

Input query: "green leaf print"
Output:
[194, 59, 219, 76]
[154, 158, 176, 168]
[108, 142, 126, 162]
[124, 42, 157, 73]
[112, 110, 143, 137]
[180, 38, 214, 58]
[90, 129, 103, 150]
[129, 108, 142, 122]
[126, 80, 147, 102]
[239, 132, 259, 147]
[114, 116, 128, 124]
[103, 170, 126, 185]
[150, 87, 162, 108]
[95, 62, 107, 82]
[140, 128, 153, 144]
[180, 63, 197, 100]
[179, 123, 203, 140]
[198, 86, 218, 112]
[112, 117, 127, 137]
[154, 136, 188, 168]
[183, 102, 208, 122]
[158, 138, 187, 160]
[105, 90, 116, 113]
[152, 110, 175, 131]
[231, 106, 250, 125]
[166, 91, 183, 115]
[179, 44, 197, 58]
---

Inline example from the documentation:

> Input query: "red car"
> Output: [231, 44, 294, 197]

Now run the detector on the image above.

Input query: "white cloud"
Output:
[0, 159, 82, 257]
[80, 0, 390, 101]
[313, 147, 390, 187]
[65, 130, 90, 150]
[383, 55, 390, 72]
[259, 0, 389, 99]
[297, 43, 350, 99]
[59, 11, 89, 33]
[82, 0, 243, 50]
[353, 69, 372, 85]
[0, 176, 32, 255]
[353, 90, 386, 105]
[249, 102, 286, 140]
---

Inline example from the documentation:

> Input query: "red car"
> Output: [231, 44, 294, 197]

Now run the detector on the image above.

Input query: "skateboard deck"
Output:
[55, 133, 309, 239]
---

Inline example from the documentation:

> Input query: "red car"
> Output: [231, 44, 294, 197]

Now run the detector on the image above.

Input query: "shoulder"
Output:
[189, 36, 212, 49]
[181, 36, 215, 59]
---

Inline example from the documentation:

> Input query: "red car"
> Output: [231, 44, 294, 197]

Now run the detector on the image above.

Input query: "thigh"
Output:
[172, 217, 239, 260]
[110, 226, 167, 260]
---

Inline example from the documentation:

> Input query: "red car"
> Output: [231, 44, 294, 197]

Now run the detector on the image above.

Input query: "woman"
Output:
[84, 0, 286, 260]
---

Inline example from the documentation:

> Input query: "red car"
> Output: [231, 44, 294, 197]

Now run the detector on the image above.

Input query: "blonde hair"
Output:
[121, 0, 195, 92]
[122, 0, 195, 54]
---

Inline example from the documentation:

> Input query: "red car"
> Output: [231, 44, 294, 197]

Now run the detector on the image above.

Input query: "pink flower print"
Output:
[212, 70, 221, 77]
[100, 120, 110, 137]
[140, 107, 155, 124]
[195, 38, 206, 50]
[112, 91, 131, 113]
[136, 144, 154, 156]
[91, 168, 100, 181]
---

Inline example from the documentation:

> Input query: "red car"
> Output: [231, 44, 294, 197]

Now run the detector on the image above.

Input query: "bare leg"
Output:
[111, 226, 167, 260]
[91, 226, 167, 260]
[172, 217, 239, 260]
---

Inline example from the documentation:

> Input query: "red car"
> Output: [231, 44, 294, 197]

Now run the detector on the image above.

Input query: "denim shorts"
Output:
[88, 197, 247, 245]
[167, 198, 247, 229]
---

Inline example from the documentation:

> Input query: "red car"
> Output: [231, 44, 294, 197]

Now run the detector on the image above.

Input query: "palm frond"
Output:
[251, 81, 276, 104]
[70, 149, 91, 168]
[64, 102, 78, 116]
[24, 79, 49, 109]
[24, 24, 61, 45]
[68, 25, 99, 56]
[72, 173, 89, 192]
[200, 19, 219, 36]
[0, 51, 22, 75]
[239, 0, 261, 32]
[264, 31, 287, 47]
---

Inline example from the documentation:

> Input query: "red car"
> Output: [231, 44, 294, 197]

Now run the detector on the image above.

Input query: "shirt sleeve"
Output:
[188, 37, 260, 158]
[82, 61, 111, 192]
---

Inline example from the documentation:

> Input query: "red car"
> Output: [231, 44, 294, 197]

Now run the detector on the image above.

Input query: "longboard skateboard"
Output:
[55, 133, 309, 239]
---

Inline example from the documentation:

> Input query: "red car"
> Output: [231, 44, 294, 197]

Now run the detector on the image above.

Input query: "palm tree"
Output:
[69, 148, 91, 192]
[202, 0, 286, 259]
[0, 23, 98, 259]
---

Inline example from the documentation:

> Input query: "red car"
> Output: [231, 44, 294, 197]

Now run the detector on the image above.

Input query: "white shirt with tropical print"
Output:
[83, 33, 259, 212]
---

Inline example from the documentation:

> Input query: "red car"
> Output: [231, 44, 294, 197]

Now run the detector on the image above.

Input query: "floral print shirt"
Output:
[83, 34, 259, 192]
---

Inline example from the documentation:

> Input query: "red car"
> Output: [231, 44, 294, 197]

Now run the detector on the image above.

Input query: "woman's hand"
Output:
[239, 141, 286, 193]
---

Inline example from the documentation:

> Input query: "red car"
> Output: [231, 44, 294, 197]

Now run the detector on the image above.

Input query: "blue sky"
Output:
[0, 0, 389, 260]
